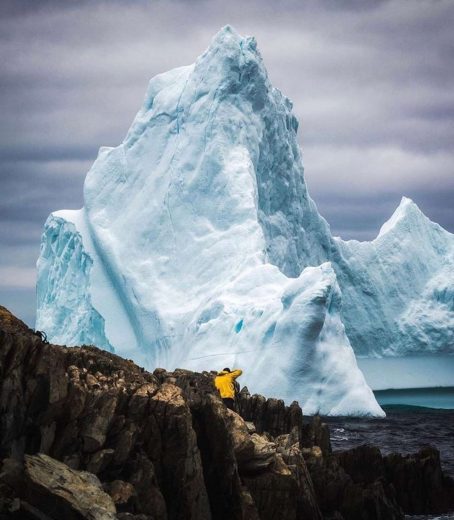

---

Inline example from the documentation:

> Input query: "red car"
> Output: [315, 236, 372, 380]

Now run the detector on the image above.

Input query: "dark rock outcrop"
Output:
[384, 446, 454, 515]
[306, 446, 402, 520]
[1, 453, 117, 519]
[0, 306, 453, 519]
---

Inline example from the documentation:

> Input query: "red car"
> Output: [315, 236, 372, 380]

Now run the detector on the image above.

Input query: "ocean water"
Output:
[325, 391, 454, 476]
[323, 388, 454, 520]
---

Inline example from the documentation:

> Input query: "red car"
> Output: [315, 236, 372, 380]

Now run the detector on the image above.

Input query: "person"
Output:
[214, 367, 243, 410]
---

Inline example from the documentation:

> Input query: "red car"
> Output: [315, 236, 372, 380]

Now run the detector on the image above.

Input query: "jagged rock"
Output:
[243, 448, 322, 520]
[87, 448, 115, 474]
[301, 415, 332, 457]
[245, 421, 256, 434]
[104, 479, 136, 511]
[0, 306, 453, 520]
[340, 479, 402, 520]
[126, 453, 167, 519]
[225, 409, 255, 464]
[0, 453, 116, 519]
[305, 447, 404, 520]
[237, 392, 303, 438]
[275, 426, 300, 452]
[147, 382, 211, 519]
[244, 434, 277, 473]
[384, 446, 454, 515]
[81, 390, 118, 452]
[0, 305, 31, 335]
[281, 443, 323, 519]
[335, 445, 385, 484]
[227, 412, 322, 519]
[332, 444, 454, 517]
[239, 486, 260, 520]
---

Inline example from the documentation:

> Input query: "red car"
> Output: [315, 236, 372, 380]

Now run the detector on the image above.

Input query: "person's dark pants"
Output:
[222, 398, 235, 410]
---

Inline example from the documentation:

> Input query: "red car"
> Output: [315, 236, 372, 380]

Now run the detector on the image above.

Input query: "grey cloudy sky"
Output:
[1, 0, 453, 326]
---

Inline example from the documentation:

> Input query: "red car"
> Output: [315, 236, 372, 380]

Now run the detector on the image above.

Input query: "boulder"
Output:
[0, 453, 116, 519]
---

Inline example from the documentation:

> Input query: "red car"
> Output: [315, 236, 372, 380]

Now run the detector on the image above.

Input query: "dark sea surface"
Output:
[325, 405, 454, 476]
[322, 388, 454, 519]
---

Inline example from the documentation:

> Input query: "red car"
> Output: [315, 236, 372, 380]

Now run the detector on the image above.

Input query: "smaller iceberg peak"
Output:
[392, 196, 422, 221]
[376, 196, 424, 239]
[397, 196, 419, 213]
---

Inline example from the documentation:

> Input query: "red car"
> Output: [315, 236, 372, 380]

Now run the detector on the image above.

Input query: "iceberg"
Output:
[36, 26, 453, 413]
[333, 197, 454, 358]
[37, 26, 381, 416]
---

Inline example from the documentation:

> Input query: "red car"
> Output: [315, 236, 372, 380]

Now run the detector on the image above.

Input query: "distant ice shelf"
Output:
[374, 387, 454, 410]
[357, 355, 454, 391]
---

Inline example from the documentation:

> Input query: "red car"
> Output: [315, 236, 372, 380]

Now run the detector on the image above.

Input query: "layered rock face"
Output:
[1, 306, 453, 519]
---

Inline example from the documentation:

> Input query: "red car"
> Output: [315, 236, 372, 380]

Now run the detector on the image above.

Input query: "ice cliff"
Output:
[36, 26, 453, 415]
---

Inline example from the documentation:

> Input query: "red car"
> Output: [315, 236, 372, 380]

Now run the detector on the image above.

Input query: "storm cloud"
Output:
[0, 0, 453, 325]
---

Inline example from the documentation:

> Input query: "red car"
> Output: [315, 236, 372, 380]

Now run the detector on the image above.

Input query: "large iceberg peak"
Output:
[197, 25, 267, 91]
[37, 27, 381, 416]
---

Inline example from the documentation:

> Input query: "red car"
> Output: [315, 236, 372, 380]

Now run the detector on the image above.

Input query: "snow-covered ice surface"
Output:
[36, 26, 453, 414]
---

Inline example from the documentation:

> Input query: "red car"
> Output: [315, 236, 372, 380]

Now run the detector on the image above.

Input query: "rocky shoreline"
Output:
[0, 306, 453, 520]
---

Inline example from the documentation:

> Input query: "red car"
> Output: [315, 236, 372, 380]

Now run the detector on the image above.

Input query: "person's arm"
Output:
[230, 369, 243, 379]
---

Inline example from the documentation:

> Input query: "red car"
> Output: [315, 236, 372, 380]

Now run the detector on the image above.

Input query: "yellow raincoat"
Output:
[214, 369, 243, 399]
